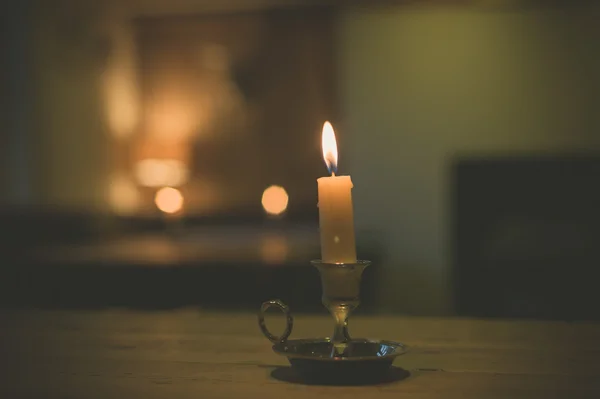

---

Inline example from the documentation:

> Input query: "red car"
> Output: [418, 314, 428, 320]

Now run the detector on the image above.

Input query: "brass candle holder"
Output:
[258, 260, 407, 382]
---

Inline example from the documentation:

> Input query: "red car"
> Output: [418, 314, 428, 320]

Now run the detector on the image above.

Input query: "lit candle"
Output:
[317, 121, 357, 263]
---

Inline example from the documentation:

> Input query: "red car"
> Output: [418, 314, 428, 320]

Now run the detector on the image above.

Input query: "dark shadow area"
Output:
[0, 209, 384, 312]
[453, 155, 600, 321]
[270, 365, 410, 386]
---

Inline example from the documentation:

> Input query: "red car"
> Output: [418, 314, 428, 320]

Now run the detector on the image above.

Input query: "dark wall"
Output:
[453, 156, 600, 321]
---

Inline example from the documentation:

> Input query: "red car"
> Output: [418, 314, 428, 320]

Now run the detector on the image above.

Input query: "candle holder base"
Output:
[257, 260, 408, 383]
[272, 337, 407, 383]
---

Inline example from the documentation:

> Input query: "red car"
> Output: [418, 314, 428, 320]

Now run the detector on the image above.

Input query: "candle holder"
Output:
[312, 260, 368, 354]
[258, 260, 407, 382]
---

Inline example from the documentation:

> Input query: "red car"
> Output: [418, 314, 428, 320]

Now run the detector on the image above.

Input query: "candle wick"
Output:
[331, 171, 336, 177]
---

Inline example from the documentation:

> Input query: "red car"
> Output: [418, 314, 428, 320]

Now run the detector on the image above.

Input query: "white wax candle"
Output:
[317, 175, 357, 263]
[317, 122, 357, 263]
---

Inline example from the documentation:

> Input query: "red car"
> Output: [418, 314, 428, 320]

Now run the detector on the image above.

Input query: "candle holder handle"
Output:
[258, 299, 294, 344]
[311, 260, 370, 352]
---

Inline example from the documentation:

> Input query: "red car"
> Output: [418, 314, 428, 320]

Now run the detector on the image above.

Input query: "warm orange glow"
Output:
[104, 70, 139, 139]
[146, 84, 199, 142]
[134, 158, 189, 188]
[260, 235, 289, 265]
[261, 185, 289, 215]
[108, 175, 140, 215]
[321, 121, 338, 174]
[102, 27, 140, 140]
[155, 187, 184, 214]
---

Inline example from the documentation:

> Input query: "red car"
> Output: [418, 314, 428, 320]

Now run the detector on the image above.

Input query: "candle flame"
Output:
[321, 121, 338, 175]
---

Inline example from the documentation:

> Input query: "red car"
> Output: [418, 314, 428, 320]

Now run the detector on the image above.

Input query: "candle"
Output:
[317, 121, 357, 263]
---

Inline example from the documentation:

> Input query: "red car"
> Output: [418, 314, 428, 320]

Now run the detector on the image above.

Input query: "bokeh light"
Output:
[134, 158, 189, 188]
[155, 187, 184, 214]
[261, 185, 288, 215]
[108, 175, 140, 215]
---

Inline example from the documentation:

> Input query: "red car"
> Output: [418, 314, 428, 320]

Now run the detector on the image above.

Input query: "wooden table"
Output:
[1, 309, 599, 398]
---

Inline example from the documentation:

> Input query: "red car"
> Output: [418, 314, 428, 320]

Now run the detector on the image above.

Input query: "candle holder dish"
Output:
[258, 260, 407, 382]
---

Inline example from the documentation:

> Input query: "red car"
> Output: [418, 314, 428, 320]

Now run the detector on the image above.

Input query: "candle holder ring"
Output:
[258, 299, 293, 343]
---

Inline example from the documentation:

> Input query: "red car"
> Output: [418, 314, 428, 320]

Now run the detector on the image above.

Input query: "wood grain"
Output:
[1, 309, 599, 398]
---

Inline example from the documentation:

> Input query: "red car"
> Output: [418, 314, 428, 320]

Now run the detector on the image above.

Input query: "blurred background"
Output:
[1, 0, 599, 320]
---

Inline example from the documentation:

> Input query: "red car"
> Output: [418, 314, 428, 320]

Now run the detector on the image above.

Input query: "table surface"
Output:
[1, 309, 599, 399]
